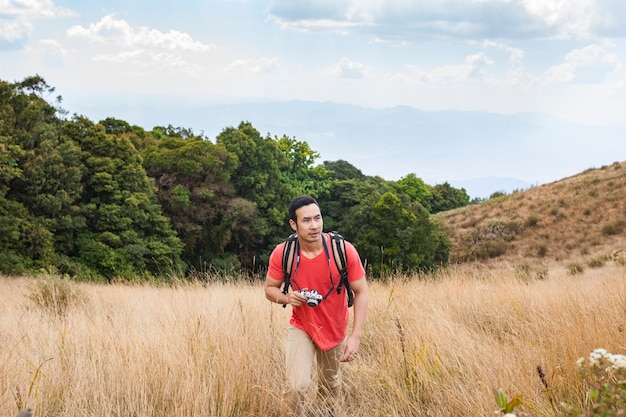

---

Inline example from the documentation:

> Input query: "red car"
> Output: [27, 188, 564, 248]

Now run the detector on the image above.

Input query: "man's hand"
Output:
[286, 290, 307, 307]
[340, 335, 360, 362]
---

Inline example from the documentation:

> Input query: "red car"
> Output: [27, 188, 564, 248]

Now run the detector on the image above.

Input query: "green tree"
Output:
[428, 181, 470, 213]
[142, 134, 252, 271]
[0, 141, 33, 273]
[323, 159, 365, 181]
[66, 116, 183, 279]
[0, 76, 79, 272]
[394, 173, 433, 212]
[216, 122, 292, 265]
[355, 191, 449, 276]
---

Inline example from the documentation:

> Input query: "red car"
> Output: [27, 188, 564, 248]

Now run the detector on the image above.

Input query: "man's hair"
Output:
[288, 195, 320, 222]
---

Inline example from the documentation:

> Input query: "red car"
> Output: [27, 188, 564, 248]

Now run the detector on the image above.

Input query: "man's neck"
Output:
[298, 233, 325, 258]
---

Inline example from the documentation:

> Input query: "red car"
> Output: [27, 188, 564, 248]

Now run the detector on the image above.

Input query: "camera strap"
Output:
[281, 233, 336, 306]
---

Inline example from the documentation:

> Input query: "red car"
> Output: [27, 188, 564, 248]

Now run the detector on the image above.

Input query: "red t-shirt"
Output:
[268, 233, 365, 351]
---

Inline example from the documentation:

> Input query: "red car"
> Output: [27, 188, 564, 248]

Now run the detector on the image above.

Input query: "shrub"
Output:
[601, 220, 625, 236]
[496, 348, 626, 416]
[587, 255, 608, 269]
[458, 220, 524, 261]
[536, 242, 548, 257]
[563, 348, 626, 416]
[525, 214, 540, 228]
[515, 263, 549, 282]
[27, 275, 86, 317]
[566, 262, 585, 276]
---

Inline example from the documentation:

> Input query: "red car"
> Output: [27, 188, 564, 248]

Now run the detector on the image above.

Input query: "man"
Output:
[265, 195, 369, 417]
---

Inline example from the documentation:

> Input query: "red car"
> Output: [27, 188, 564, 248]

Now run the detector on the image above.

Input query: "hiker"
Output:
[264, 195, 369, 416]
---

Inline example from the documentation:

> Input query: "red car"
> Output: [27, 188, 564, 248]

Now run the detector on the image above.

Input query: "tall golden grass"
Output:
[1, 264, 625, 416]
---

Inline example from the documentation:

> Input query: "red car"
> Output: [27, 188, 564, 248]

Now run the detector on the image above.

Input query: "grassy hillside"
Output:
[436, 161, 626, 274]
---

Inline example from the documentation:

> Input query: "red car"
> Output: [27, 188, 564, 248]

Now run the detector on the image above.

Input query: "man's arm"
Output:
[341, 276, 369, 362]
[265, 276, 306, 306]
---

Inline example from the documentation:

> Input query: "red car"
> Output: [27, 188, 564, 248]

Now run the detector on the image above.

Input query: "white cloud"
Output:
[67, 14, 214, 52]
[267, 0, 626, 41]
[542, 44, 624, 85]
[409, 52, 495, 84]
[225, 57, 281, 74]
[0, 0, 76, 46]
[0, 0, 76, 18]
[64, 14, 216, 75]
[0, 19, 30, 42]
[331, 57, 367, 79]
[39, 38, 68, 55]
[483, 40, 524, 66]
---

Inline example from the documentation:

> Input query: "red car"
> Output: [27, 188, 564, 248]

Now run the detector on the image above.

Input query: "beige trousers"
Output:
[283, 325, 343, 417]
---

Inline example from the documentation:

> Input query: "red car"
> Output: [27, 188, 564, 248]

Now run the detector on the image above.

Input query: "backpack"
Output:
[281, 231, 354, 308]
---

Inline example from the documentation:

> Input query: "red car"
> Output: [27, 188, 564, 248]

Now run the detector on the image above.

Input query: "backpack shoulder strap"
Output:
[281, 233, 299, 306]
[328, 231, 354, 307]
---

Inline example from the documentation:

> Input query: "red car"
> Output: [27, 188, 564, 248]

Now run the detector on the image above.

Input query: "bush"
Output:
[497, 348, 626, 416]
[515, 263, 549, 282]
[601, 220, 625, 236]
[587, 255, 609, 269]
[459, 220, 524, 261]
[27, 275, 86, 316]
[567, 262, 585, 276]
[564, 349, 626, 416]
[525, 214, 540, 228]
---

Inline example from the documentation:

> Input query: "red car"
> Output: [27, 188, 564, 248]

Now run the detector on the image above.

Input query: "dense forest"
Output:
[0, 75, 471, 281]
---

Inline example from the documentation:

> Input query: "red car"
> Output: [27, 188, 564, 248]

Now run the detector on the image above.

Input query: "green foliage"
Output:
[142, 134, 244, 271]
[394, 173, 433, 211]
[489, 190, 508, 199]
[500, 349, 626, 417]
[277, 134, 331, 197]
[323, 159, 365, 181]
[428, 181, 470, 213]
[0, 75, 455, 280]
[566, 349, 626, 416]
[73, 121, 184, 279]
[350, 191, 450, 276]
[216, 122, 293, 265]
[494, 387, 523, 415]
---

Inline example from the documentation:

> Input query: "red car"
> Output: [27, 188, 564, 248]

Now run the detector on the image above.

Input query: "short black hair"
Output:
[288, 195, 320, 222]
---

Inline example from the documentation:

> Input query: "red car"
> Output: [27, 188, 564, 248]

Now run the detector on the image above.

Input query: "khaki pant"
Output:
[283, 326, 343, 417]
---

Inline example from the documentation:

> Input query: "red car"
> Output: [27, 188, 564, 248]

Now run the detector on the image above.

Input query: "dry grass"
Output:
[437, 161, 626, 268]
[2, 264, 625, 417]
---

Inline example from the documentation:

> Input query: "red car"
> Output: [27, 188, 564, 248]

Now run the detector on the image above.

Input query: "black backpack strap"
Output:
[281, 233, 298, 307]
[329, 231, 354, 307]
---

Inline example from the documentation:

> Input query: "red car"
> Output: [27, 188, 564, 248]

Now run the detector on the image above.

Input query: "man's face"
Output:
[291, 203, 323, 243]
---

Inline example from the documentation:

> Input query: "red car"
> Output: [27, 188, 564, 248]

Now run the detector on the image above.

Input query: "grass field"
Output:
[1, 264, 625, 416]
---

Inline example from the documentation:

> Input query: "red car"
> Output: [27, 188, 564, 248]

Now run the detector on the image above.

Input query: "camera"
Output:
[300, 289, 323, 307]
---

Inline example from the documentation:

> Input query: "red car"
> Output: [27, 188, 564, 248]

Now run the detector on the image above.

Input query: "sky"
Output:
[1, 0, 626, 189]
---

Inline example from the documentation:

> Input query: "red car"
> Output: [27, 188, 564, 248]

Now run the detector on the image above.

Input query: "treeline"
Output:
[0, 75, 470, 281]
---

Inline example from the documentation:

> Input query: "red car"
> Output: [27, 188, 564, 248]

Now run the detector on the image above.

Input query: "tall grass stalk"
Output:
[1, 265, 625, 416]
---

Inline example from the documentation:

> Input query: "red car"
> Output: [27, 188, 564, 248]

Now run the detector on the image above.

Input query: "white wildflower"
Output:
[589, 348, 609, 366]
[503, 414, 516, 417]
[607, 353, 626, 370]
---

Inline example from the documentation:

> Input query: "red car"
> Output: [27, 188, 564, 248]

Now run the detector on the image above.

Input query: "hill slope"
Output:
[435, 161, 626, 272]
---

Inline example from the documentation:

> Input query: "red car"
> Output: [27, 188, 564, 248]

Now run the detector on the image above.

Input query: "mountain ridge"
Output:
[68, 97, 626, 199]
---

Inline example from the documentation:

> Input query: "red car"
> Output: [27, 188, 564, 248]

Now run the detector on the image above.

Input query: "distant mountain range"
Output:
[71, 98, 626, 200]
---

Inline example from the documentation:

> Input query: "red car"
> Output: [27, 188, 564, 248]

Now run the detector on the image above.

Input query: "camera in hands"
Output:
[300, 289, 323, 307]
